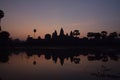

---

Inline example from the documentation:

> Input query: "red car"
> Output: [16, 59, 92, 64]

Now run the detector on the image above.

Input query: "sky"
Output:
[0, 0, 120, 40]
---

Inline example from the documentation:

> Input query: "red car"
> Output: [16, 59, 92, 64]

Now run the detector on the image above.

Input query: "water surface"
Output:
[0, 47, 120, 80]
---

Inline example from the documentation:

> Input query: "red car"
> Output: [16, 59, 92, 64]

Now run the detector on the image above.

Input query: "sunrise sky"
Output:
[0, 0, 120, 40]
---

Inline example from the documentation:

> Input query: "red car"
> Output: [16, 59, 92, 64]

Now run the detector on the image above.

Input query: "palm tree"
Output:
[0, 10, 4, 31]
[33, 29, 36, 38]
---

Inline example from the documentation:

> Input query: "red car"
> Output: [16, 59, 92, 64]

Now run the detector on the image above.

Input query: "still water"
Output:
[0, 47, 120, 80]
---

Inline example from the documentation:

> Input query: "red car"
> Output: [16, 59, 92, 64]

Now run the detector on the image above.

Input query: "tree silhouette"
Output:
[87, 32, 101, 39]
[101, 31, 108, 39]
[33, 29, 36, 38]
[0, 10, 4, 19]
[0, 10, 4, 31]
[38, 36, 41, 39]
[0, 31, 10, 39]
[87, 32, 94, 39]
[109, 32, 118, 39]
[45, 34, 51, 40]
[94, 33, 101, 39]
[0, 31, 10, 46]
[73, 30, 80, 37]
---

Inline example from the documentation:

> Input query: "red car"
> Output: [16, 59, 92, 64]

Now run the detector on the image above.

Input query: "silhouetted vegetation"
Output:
[0, 47, 120, 66]
[24, 28, 120, 47]
[33, 28, 37, 38]
[0, 9, 120, 80]
[0, 10, 4, 31]
[0, 9, 120, 48]
[0, 31, 11, 48]
[0, 10, 4, 19]
[0, 28, 120, 48]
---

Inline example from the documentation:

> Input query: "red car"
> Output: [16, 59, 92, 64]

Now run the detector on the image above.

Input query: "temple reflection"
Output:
[0, 47, 120, 66]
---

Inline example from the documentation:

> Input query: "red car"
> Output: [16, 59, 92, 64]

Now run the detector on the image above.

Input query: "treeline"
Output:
[25, 28, 120, 46]
[27, 28, 120, 40]
[0, 47, 120, 65]
[0, 9, 120, 47]
[0, 28, 120, 48]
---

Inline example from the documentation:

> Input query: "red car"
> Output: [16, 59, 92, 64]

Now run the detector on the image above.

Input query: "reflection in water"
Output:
[0, 47, 120, 80]
[0, 47, 120, 65]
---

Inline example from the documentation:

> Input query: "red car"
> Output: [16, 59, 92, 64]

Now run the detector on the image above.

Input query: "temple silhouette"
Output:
[0, 47, 120, 66]
[0, 9, 120, 48]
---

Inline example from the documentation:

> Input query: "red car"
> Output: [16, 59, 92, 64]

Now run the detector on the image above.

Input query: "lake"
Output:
[0, 47, 120, 80]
